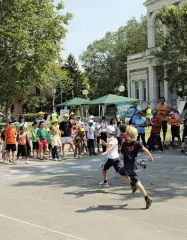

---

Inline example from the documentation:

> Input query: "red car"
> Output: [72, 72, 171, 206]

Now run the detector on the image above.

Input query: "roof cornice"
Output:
[143, 0, 162, 6]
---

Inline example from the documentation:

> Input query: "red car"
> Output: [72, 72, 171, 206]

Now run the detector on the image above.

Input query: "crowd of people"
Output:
[0, 97, 187, 209]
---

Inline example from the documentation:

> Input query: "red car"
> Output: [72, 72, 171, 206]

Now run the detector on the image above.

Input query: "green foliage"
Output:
[27, 96, 51, 113]
[154, 3, 187, 97]
[0, 0, 72, 107]
[64, 54, 90, 98]
[23, 113, 39, 122]
[80, 16, 148, 99]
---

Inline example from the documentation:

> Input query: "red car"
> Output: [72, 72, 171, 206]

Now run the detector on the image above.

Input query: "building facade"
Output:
[127, 0, 186, 109]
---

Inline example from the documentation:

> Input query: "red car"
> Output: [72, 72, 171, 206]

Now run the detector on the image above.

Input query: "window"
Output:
[135, 82, 139, 99]
[142, 81, 146, 101]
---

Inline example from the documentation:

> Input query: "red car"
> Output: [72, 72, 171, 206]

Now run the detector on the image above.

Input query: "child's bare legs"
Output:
[69, 142, 74, 152]
[74, 144, 77, 157]
[135, 181, 147, 197]
[102, 170, 108, 182]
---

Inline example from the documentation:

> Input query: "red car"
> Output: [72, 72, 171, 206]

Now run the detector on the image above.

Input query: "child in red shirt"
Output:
[119, 124, 128, 143]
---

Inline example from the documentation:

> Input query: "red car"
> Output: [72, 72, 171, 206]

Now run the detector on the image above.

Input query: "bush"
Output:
[23, 113, 51, 122]
[23, 113, 38, 122]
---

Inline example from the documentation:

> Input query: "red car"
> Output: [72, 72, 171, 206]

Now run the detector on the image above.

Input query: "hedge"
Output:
[23, 113, 50, 122]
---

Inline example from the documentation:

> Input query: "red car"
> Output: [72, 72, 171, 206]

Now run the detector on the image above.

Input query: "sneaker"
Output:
[25, 160, 29, 164]
[0, 159, 4, 163]
[145, 196, 152, 209]
[177, 148, 181, 152]
[130, 182, 137, 193]
[4, 160, 9, 164]
[40, 157, 44, 160]
[138, 160, 146, 169]
[99, 181, 109, 187]
[78, 155, 82, 159]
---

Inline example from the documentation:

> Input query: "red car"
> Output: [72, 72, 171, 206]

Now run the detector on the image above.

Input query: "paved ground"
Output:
[0, 151, 187, 240]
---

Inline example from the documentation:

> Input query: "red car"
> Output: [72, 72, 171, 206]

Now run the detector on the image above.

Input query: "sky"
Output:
[59, 0, 146, 60]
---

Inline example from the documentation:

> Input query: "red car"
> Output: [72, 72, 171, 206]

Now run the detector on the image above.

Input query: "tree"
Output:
[80, 16, 148, 99]
[64, 54, 90, 99]
[154, 3, 187, 97]
[0, 0, 72, 114]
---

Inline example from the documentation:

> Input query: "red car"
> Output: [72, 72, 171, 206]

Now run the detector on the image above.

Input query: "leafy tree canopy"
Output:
[155, 3, 187, 97]
[80, 16, 148, 99]
[0, 0, 72, 106]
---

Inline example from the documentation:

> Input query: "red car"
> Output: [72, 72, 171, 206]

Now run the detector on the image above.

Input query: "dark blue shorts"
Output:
[119, 165, 139, 184]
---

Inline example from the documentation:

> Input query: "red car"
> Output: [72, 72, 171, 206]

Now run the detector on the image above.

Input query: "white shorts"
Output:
[61, 137, 71, 144]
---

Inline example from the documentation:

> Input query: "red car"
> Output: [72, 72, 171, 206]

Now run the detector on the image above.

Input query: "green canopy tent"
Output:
[90, 94, 138, 118]
[56, 97, 91, 120]
[56, 97, 91, 107]
[90, 94, 138, 105]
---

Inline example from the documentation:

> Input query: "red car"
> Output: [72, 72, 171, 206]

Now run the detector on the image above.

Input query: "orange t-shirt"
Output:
[158, 104, 167, 121]
[5, 128, 17, 144]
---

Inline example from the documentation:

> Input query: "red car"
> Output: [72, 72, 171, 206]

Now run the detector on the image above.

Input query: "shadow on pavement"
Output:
[75, 204, 145, 213]
[8, 156, 187, 204]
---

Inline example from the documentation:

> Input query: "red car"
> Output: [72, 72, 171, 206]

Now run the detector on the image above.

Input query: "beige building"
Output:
[127, 0, 186, 109]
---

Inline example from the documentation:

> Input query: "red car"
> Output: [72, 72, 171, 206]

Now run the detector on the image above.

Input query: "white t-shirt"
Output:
[101, 122, 107, 132]
[86, 126, 95, 139]
[116, 127, 121, 137]
[107, 138, 119, 159]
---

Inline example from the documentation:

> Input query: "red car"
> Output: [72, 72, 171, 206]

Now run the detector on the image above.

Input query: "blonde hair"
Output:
[126, 126, 138, 142]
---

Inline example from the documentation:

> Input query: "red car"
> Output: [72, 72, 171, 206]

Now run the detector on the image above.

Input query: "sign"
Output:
[117, 102, 141, 117]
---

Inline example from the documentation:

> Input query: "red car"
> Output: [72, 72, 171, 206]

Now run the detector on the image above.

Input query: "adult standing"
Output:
[59, 113, 72, 157]
[35, 112, 46, 126]
[127, 102, 140, 126]
[100, 116, 108, 152]
[157, 97, 168, 144]
[135, 112, 146, 147]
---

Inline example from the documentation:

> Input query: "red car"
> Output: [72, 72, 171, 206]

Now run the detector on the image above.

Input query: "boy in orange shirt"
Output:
[4, 122, 17, 164]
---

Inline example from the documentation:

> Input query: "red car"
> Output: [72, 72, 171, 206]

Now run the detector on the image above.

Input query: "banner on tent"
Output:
[117, 102, 141, 117]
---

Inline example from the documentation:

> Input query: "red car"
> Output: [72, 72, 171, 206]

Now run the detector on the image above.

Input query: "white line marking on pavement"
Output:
[0, 213, 86, 240]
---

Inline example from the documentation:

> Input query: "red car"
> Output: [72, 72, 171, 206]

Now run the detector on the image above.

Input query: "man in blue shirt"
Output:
[128, 102, 140, 125]
[135, 112, 146, 147]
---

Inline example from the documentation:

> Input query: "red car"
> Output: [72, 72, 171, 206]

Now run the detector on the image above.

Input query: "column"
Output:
[139, 81, 143, 101]
[127, 71, 131, 97]
[164, 81, 169, 102]
[149, 66, 157, 108]
[148, 18, 156, 48]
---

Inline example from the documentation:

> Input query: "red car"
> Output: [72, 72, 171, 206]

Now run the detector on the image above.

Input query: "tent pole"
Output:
[99, 105, 101, 120]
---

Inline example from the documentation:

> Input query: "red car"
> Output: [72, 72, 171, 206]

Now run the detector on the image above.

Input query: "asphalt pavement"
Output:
[0, 150, 187, 240]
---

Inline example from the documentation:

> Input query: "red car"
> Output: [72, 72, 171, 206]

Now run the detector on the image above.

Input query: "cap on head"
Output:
[89, 115, 94, 119]
[70, 112, 75, 116]
[39, 111, 45, 115]
[89, 120, 93, 123]
[63, 113, 68, 117]
[106, 126, 115, 135]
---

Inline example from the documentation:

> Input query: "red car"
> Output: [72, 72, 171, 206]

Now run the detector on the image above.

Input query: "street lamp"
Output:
[82, 89, 89, 96]
[52, 88, 57, 112]
[118, 84, 125, 92]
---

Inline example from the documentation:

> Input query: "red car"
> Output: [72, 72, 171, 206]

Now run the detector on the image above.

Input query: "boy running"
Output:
[37, 121, 48, 160]
[119, 126, 154, 209]
[100, 126, 122, 187]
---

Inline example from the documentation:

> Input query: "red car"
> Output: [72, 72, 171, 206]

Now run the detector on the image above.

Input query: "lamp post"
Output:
[118, 84, 125, 93]
[52, 88, 57, 112]
[82, 89, 89, 120]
